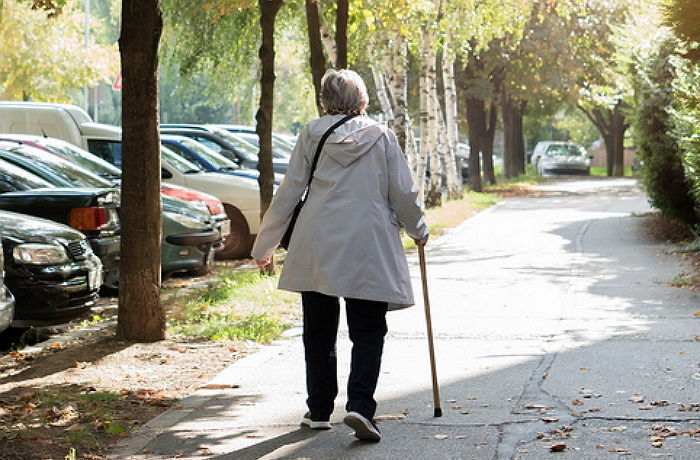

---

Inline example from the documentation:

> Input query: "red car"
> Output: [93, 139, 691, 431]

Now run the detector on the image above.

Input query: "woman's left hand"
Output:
[255, 257, 271, 269]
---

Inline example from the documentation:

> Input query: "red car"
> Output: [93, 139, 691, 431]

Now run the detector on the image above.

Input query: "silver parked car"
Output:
[531, 141, 591, 176]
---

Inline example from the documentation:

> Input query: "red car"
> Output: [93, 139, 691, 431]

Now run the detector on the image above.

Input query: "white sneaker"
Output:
[343, 411, 381, 441]
[301, 412, 331, 430]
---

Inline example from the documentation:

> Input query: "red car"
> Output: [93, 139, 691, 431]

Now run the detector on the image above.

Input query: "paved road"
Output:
[111, 178, 700, 459]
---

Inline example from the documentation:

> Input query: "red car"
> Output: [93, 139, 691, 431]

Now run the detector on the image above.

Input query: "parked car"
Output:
[0, 143, 221, 280]
[0, 154, 120, 291]
[160, 125, 289, 174]
[207, 124, 296, 153]
[0, 135, 231, 243]
[159, 148, 262, 259]
[0, 242, 15, 334]
[1, 210, 102, 326]
[161, 134, 282, 184]
[531, 141, 591, 176]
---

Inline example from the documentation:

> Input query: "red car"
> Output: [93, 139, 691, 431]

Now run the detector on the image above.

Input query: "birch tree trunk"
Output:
[441, 45, 463, 199]
[316, 2, 337, 66]
[371, 65, 394, 122]
[425, 42, 442, 208]
[384, 35, 417, 174]
[418, 40, 430, 205]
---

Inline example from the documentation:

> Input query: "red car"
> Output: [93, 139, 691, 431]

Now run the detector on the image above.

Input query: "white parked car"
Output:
[160, 147, 262, 258]
[531, 141, 591, 176]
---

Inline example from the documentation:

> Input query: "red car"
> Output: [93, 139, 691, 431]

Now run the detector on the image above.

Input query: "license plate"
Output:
[219, 219, 231, 238]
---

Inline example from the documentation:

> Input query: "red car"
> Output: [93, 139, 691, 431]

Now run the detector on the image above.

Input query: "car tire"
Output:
[215, 204, 253, 260]
[99, 267, 119, 297]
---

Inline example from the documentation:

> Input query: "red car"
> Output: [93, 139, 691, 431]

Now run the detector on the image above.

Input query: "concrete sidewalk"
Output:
[109, 179, 700, 459]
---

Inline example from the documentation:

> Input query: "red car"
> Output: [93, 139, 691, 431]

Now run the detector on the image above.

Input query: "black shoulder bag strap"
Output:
[279, 114, 357, 249]
[305, 114, 358, 194]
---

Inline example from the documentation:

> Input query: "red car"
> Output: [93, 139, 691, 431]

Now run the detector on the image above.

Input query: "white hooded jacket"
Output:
[251, 114, 428, 310]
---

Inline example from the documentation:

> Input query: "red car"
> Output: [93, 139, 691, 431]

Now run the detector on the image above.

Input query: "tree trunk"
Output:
[335, 0, 348, 69]
[482, 101, 498, 185]
[502, 93, 524, 179]
[513, 100, 526, 175]
[305, 0, 326, 115]
[256, 0, 283, 219]
[418, 42, 430, 204]
[582, 104, 629, 177]
[384, 35, 417, 174]
[425, 42, 441, 208]
[465, 96, 484, 192]
[117, 0, 164, 342]
[370, 66, 394, 122]
[442, 47, 463, 199]
[316, 2, 337, 66]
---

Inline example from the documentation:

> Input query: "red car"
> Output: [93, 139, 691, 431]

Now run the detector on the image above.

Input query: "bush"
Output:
[632, 38, 699, 225]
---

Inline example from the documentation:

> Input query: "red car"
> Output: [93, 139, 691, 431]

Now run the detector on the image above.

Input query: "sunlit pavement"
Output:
[110, 177, 700, 459]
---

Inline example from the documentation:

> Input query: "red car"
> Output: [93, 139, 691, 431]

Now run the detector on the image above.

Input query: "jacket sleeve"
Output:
[250, 126, 312, 260]
[385, 131, 429, 242]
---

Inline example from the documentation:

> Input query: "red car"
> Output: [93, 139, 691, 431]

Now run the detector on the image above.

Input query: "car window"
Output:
[177, 138, 240, 170]
[0, 143, 111, 188]
[209, 130, 259, 161]
[191, 136, 223, 152]
[36, 139, 122, 180]
[161, 146, 203, 174]
[0, 159, 55, 192]
[88, 140, 123, 168]
[545, 144, 584, 156]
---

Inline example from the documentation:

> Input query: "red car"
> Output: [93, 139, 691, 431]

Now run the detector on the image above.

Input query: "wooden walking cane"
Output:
[418, 244, 442, 417]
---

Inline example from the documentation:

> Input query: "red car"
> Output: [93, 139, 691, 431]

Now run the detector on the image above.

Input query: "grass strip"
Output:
[165, 268, 296, 343]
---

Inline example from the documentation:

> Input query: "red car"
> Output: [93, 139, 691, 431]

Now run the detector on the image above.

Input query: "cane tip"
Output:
[434, 407, 443, 417]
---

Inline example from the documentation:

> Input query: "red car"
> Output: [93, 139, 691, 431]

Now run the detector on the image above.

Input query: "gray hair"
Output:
[320, 69, 369, 115]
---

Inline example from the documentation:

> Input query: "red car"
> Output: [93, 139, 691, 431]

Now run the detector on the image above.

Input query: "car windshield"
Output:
[176, 138, 240, 171]
[0, 142, 112, 188]
[161, 146, 204, 174]
[35, 138, 122, 180]
[235, 132, 292, 159]
[545, 144, 585, 156]
[209, 129, 259, 162]
[0, 158, 54, 192]
[88, 139, 123, 168]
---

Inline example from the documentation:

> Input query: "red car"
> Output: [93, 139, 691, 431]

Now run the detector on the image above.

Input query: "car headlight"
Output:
[164, 211, 209, 230]
[189, 200, 210, 214]
[13, 243, 70, 265]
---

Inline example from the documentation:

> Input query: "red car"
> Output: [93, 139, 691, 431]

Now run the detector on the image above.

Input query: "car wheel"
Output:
[99, 267, 119, 297]
[215, 204, 252, 260]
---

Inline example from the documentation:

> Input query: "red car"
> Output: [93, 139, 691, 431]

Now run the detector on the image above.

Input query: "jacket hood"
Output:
[308, 116, 387, 167]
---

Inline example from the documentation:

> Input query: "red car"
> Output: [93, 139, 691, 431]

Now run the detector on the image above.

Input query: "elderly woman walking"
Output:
[251, 69, 428, 442]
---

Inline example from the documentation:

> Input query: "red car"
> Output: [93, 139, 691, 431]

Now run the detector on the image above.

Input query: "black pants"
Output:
[301, 291, 388, 420]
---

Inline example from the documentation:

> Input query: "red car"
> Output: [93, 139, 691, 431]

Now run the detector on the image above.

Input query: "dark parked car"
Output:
[0, 156, 121, 291]
[0, 243, 14, 334]
[1, 210, 102, 326]
[159, 126, 289, 174]
[0, 144, 221, 281]
[0, 135, 231, 240]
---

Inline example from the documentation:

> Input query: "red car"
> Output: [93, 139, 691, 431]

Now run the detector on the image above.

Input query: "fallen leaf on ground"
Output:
[523, 403, 548, 409]
[595, 444, 605, 449]
[434, 434, 449, 440]
[571, 399, 584, 405]
[587, 408, 601, 412]
[548, 443, 566, 452]
[579, 367, 589, 370]
[460, 409, 470, 414]
[446, 399, 457, 403]
[628, 394, 645, 403]
[639, 405, 653, 410]
[651, 400, 669, 406]
[374, 413, 406, 421]
[541, 417, 559, 423]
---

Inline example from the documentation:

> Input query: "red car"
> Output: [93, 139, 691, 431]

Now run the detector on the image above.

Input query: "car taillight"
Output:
[69, 207, 108, 230]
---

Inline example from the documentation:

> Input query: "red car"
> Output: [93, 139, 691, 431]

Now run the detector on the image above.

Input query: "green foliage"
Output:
[631, 37, 698, 224]
[0, 0, 118, 101]
[671, 60, 700, 217]
[663, 0, 700, 61]
[159, 66, 233, 124]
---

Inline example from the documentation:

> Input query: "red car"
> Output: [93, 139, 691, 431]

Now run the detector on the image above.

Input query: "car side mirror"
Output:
[587, 155, 594, 160]
[161, 168, 173, 179]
